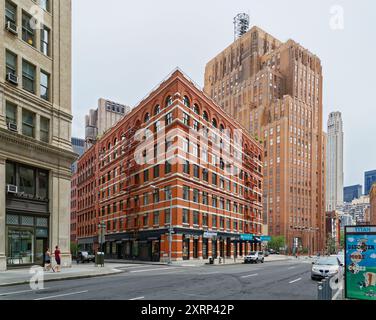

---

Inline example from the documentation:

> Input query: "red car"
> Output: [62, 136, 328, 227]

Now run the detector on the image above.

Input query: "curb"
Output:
[0, 270, 123, 288]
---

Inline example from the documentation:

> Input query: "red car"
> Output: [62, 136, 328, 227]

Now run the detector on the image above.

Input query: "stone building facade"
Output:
[0, 0, 75, 270]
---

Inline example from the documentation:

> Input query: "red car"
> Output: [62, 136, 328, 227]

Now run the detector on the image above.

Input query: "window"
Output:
[226, 200, 231, 211]
[166, 96, 173, 107]
[22, 109, 35, 138]
[183, 113, 190, 126]
[6, 50, 17, 76]
[153, 189, 159, 203]
[202, 169, 208, 182]
[220, 198, 225, 209]
[183, 138, 189, 152]
[202, 213, 208, 226]
[200, 192, 208, 206]
[212, 215, 217, 228]
[19, 166, 35, 195]
[153, 211, 159, 226]
[183, 160, 190, 174]
[202, 148, 208, 162]
[193, 164, 199, 178]
[40, 0, 50, 12]
[180, 209, 190, 225]
[212, 173, 217, 185]
[183, 186, 190, 201]
[154, 105, 160, 116]
[143, 214, 149, 227]
[40, 71, 50, 100]
[22, 60, 36, 93]
[212, 196, 217, 208]
[40, 116, 49, 143]
[22, 12, 35, 46]
[143, 169, 149, 182]
[165, 209, 171, 224]
[5, 1, 17, 25]
[6, 162, 16, 185]
[166, 112, 173, 125]
[193, 189, 199, 203]
[153, 165, 159, 178]
[41, 26, 50, 56]
[193, 104, 200, 115]
[165, 186, 172, 200]
[144, 113, 150, 123]
[155, 120, 161, 132]
[193, 120, 199, 131]
[6, 101, 17, 126]
[165, 161, 172, 174]
[143, 193, 149, 205]
[193, 211, 199, 225]
[183, 96, 190, 107]
[203, 111, 209, 122]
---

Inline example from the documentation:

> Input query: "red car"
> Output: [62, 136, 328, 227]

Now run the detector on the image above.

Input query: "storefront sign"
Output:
[260, 236, 272, 242]
[203, 232, 217, 239]
[240, 234, 254, 241]
[345, 226, 376, 300]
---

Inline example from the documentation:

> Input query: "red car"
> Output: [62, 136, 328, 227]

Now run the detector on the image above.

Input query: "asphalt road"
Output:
[0, 259, 318, 300]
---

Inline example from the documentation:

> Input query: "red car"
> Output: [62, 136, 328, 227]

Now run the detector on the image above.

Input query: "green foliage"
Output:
[70, 242, 79, 257]
[268, 236, 286, 251]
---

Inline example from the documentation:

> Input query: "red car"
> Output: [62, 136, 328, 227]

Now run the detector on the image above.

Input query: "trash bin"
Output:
[209, 257, 214, 265]
[95, 252, 104, 267]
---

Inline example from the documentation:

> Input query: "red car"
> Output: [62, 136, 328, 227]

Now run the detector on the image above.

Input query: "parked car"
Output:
[244, 251, 265, 264]
[268, 249, 276, 254]
[76, 251, 95, 264]
[263, 250, 270, 257]
[311, 256, 344, 280]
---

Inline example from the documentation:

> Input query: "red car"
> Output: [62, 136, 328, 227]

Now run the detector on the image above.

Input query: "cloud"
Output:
[370, 254, 376, 259]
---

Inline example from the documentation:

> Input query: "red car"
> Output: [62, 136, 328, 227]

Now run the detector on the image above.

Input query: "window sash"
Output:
[6, 51, 17, 75]
[5, 1, 17, 23]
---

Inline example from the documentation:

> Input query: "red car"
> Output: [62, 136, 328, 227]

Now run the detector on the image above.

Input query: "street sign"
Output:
[345, 226, 376, 300]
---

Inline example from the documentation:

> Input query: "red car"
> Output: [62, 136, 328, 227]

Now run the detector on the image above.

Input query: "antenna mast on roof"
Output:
[234, 13, 250, 41]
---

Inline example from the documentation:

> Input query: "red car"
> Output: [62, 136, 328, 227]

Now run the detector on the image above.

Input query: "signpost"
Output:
[345, 226, 376, 300]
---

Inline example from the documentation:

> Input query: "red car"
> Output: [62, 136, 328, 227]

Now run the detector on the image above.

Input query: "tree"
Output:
[70, 242, 79, 259]
[340, 231, 345, 249]
[268, 236, 286, 252]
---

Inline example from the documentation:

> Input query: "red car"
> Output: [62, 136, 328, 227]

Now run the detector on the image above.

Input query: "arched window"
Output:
[193, 104, 200, 115]
[166, 96, 173, 107]
[183, 96, 190, 108]
[203, 111, 209, 122]
[114, 138, 118, 146]
[219, 124, 225, 133]
[154, 105, 161, 116]
[212, 118, 217, 128]
[144, 113, 150, 123]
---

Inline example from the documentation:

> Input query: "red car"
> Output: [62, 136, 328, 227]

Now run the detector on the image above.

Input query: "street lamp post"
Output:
[98, 222, 106, 253]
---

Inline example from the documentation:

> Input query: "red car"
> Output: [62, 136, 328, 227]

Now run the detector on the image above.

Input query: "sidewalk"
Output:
[0, 263, 125, 287]
[105, 254, 295, 267]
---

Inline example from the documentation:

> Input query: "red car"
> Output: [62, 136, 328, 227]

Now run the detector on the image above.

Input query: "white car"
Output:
[311, 256, 343, 280]
[244, 251, 264, 264]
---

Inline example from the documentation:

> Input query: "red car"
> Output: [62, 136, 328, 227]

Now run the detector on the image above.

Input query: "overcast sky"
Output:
[72, 0, 376, 188]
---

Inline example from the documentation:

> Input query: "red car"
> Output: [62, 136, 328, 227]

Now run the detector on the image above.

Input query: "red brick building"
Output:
[74, 70, 264, 262]
[70, 172, 78, 245]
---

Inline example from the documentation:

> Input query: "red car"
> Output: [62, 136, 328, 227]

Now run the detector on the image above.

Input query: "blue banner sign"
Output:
[240, 234, 254, 241]
[260, 236, 272, 242]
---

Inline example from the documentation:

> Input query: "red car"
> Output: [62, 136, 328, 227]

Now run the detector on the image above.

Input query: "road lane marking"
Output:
[129, 296, 145, 300]
[34, 290, 88, 300]
[241, 274, 258, 278]
[289, 278, 302, 284]
[130, 267, 176, 273]
[288, 267, 296, 270]
[0, 288, 49, 297]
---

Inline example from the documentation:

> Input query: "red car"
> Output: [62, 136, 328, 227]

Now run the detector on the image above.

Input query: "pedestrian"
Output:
[44, 248, 54, 272]
[54, 245, 61, 272]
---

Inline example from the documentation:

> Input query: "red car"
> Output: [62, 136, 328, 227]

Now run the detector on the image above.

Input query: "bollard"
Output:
[318, 282, 323, 300]
[322, 279, 328, 300]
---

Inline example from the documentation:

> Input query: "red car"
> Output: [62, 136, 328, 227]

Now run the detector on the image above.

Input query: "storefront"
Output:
[202, 238, 208, 259]
[6, 213, 49, 267]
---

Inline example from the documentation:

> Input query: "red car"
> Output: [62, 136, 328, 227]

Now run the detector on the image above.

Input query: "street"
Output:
[0, 259, 318, 300]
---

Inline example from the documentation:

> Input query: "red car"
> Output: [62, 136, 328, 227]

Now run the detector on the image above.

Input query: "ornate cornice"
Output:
[0, 128, 77, 164]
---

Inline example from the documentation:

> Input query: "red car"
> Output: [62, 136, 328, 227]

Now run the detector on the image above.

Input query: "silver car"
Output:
[311, 256, 343, 280]
[244, 251, 265, 264]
